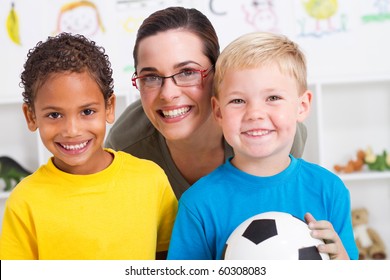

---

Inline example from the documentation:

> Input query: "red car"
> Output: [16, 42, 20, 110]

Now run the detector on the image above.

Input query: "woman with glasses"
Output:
[105, 6, 307, 200]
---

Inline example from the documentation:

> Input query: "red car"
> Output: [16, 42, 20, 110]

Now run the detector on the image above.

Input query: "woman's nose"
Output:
[158, 77, 181, 101]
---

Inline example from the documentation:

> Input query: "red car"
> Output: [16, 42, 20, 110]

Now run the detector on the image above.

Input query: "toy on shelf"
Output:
[0, 156, 32, 191]
[352, 207, 387, 260]
[364, 147, 390, 171]
[334, 147, 390, 173]
[334, 149, 365, 173]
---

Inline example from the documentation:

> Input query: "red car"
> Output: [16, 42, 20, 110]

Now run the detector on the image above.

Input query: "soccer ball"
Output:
[222, 211, 330, 260]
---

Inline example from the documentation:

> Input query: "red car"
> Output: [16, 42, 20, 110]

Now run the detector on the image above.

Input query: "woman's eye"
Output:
[181, 70, 196, 77]
[82, 109, 95, 116]
[143, 75, 161, 82]
[48, 112, 61, 119]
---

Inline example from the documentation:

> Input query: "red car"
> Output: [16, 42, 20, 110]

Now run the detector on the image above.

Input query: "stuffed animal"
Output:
[334, 149, 365, 173]
[364, 147, 390, 171]
[352, 207, 387, 260]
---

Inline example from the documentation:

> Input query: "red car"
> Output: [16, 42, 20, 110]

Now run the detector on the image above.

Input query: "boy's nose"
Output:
[63, 117, 80, 137]
[246, 103, 266, 120]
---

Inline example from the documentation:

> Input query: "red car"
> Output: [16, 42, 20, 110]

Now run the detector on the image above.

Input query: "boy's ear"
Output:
[211, 96, 223, 124]
[22, 103, 38, 132]
[297, 90, 312, 123]
[106, 93, 116, 124]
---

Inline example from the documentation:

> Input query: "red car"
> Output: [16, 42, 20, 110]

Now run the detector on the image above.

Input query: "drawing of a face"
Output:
[57, 3, 103, 37]
[242, 0, 278, 32]
[253, 8, 277, 31]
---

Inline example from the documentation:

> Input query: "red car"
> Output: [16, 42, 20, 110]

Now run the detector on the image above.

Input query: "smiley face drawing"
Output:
[56, 1, 105, 37]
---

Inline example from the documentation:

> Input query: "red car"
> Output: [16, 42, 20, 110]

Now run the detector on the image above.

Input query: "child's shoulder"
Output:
[112, 149, 166, 175]
[4, 165, 46, 204]
[297, 158, 343, 182]
[180, 164, 227, 202]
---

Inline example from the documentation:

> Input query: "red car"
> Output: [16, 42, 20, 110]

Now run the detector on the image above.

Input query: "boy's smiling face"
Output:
[212, 62, 311, 175]
[23, 71, 115, 175]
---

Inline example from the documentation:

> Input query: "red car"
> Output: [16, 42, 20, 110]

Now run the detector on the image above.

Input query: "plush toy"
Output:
[334, 149, 365, 173]
[352, 207, 387, 260]
[364, 147, 390, 171]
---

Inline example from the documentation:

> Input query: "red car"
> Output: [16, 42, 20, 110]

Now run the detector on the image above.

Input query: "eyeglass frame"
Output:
[131, 66, 214, 91]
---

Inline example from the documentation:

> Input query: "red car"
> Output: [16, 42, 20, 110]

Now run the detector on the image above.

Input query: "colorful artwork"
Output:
[297, 0, 347, 37]
[115, 0, 191, 10]
[6, 2, 21, 45]
[361, 0, 390, 23]
[56, 1, 105, 37]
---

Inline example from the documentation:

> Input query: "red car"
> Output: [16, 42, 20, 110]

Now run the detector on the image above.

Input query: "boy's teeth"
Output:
[247, 130, 270, 136]
[162, 107, 190, 118]
[61, 141, 88, 150]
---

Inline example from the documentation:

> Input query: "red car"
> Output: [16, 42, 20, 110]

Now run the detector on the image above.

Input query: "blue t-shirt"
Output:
[167, 156, 358, 260]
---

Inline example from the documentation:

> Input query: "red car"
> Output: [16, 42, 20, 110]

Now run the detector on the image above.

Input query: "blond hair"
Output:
[214, 32, 307, 97]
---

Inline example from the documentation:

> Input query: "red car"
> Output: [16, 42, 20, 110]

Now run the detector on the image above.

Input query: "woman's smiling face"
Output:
[136, 30, 214, 141]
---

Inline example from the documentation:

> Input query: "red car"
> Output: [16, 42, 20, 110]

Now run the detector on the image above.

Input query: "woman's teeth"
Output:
[161, 107, 190, 118]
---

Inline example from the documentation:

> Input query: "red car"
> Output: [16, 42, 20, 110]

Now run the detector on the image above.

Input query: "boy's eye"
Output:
[48, 112, 61, 119]
[82, 109, 95, 116]
[230, 99, 245, 104]
[268, 95, 281, 101]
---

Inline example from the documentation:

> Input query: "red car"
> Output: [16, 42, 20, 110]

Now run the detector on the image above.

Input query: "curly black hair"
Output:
[21, 32, 114, 107]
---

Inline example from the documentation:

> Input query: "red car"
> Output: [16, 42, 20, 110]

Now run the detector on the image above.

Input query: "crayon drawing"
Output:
[55, 1, 105, 37]
[361, 0, 390, 23]
[5, 2, 22, 46]
[296, 0, 348, 38]
[241, 0, 279, 32]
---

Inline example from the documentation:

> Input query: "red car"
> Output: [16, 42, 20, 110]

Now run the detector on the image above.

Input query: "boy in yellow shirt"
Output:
[0, 33, 177, 260]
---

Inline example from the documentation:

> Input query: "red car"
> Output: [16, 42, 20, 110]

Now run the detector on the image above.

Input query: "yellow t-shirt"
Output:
[0, 149, 177, 260]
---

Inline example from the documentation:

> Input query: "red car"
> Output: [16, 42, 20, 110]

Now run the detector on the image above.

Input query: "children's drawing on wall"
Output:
[361, 0, 390, 23]
[115, 0, 194, 11]
[296, 0, 348, 38]
[241, 0, 279, 32]
[5, 2, 21, 46]
[209, 0, 280, 33]
[55, 1, 105, 37]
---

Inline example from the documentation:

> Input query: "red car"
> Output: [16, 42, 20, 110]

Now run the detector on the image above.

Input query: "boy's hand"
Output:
[304, 212, 350, 260]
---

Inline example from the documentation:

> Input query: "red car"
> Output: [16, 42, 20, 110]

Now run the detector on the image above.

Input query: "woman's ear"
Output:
[22, 103, 38, 132]
[297, 90, 312, 123]
[105, 93, 116, 124]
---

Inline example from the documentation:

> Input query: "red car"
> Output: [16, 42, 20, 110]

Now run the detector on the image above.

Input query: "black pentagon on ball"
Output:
[299, 246, 323, 260]
[242, 219, 277, 245]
